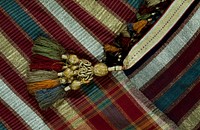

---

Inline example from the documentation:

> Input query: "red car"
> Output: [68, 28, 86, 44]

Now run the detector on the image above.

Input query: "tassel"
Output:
[104, 44, 121, 53]
[26, 70, 58, 83]
[132, 20, 148, 34]
[145, 0, 165, 7]
[35, 85, 66, 109]
[30, 54, 64, 72]
[32, 36, 66, 60]
[27, 79, 61, 94]
[136, 13, 151, 21]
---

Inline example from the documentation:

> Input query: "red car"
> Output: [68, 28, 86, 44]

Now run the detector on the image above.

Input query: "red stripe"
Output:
[72, 75, 145, 124]
[97, 76, 147, 123]
[68, 96, 115, 130]
[57, 0, 115, 44]
[115, 94, 145, 121]
[142, 33, 200, 100]
[0, 56, 70, 130]
[99, 0, 136, 22]
[0, 101, 30, 130]
[89, 114, 114, 130]
[17, 0, 95, 60]
[168, 81, 200, 123]
[0, 9, 32, 58]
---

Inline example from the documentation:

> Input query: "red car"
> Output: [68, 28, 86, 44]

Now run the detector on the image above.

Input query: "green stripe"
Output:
[126, 0, 144, 9]
[0, 122, 7, 130]
[124, 124, 136, 130]
[155, 58, 200, 111]
[0, 0, 45, 39]
[82, 82, 111, 110]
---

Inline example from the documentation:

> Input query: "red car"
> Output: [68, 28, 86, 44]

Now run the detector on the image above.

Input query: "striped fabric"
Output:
[126, 1, 200, 129]
[0, 0, 198, 130]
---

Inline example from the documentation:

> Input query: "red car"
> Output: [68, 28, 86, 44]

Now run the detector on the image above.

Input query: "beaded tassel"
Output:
[27, 36, 123, 109]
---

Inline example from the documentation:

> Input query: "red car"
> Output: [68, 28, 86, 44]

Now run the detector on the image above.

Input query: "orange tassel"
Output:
[104, 44, 121, 52]
[27, 79, 60, 94]
[133, 20, 148, 34]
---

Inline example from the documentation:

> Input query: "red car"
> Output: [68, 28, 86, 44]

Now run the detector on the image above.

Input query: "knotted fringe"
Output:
[26, 70, 58, 83]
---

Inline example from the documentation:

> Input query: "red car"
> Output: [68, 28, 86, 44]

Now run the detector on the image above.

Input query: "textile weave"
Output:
[0, 0, 199, 130]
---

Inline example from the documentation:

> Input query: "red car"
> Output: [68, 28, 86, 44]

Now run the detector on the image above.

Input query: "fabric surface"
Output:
[126, 1, 200, 130]
[0, 0, 199, 130]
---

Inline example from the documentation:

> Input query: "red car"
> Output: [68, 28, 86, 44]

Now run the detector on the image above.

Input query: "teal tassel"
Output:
[26, 70, 58, 83]
[35, 85, 66, 109]
[32, 37, 66, 60]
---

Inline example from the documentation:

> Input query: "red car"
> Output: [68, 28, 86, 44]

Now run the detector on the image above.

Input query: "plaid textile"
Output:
[0, 0, 195, 130]
[126, 1, 200, 130]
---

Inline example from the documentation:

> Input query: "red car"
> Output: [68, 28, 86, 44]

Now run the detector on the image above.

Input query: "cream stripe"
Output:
[0, 33, 91, 129]
[113, 71, 177, 129]
[124, 0, 194, 69]
[179, 103, 200, 130]
[0, 79, 51, 130]
[38, 0, 104, 61]
[74, 0, 123, 33]
[129, 7, 200, 89]
[53, 99, 92, 130]
[0, 33, 28, 77]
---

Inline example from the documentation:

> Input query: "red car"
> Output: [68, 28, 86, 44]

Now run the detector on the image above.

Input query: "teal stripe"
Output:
[0, 0, 45, 39]
[154, 58, 200, 111]
[82, 82, 111, 110]
[126, 0, 144, 9]
[124, 124, 136, 130]
[0, 122, 7, 130]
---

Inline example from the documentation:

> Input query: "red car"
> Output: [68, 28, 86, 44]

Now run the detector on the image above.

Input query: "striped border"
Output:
[129, 6, 200, 89]
[124, 0, 195, 69]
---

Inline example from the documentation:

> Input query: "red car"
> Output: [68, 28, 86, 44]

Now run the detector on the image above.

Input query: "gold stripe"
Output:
[74, 0, 124, 33]
[124, 0, 194, 69]
[0, 32, 28, 77]
[0, 32, 91, 129]
[179, 103, 200, 130]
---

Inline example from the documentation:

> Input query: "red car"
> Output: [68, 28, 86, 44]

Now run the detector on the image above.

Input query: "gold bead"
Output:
[93, 63, 108, 77]
[70, 80, 82, 90]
